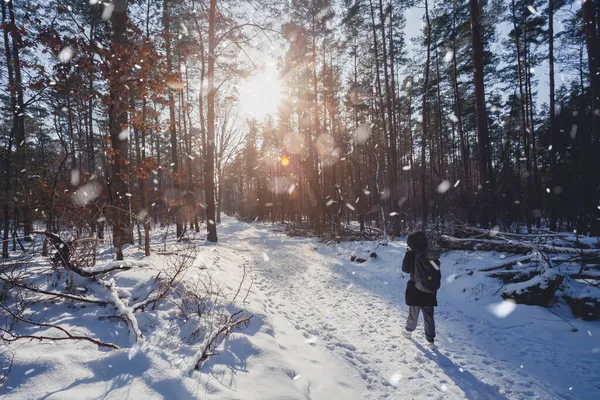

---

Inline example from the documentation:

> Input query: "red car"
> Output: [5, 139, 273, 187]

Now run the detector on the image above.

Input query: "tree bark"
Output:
[421, 0, 432, 230]
[163, 0, 183, 239]
[548, 0, 558, 232]
[109, 0, 132, 260]
[1, 0, 15, 258]
[470, 0, 493, 228]
[378, 0, 398, 234]
[511, 0, 532, 232]
[6, 0, 30, 241]
[582, 0, 600, 140]
[205, 0, 218, 242]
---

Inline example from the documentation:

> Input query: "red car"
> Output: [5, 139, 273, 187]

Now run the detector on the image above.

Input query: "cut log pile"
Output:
[438, 225, 600, 320]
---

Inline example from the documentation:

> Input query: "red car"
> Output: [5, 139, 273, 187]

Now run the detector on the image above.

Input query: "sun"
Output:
[238, 64, 281, 120]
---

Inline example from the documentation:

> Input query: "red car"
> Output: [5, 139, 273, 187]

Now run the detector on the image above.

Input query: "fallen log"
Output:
[489, 269, 538, 284]
[501, 273, 564, 307]
[439, 235, 600, 255]
[563, 295, 600, 320]
[570, 273, 600, 281]
[476, 255, 537, 272]
[455, 226, 592, 248]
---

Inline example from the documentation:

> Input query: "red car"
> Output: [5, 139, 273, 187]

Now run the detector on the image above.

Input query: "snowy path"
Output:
[2, 218, 598, 399]
[216, 219, 600, 400]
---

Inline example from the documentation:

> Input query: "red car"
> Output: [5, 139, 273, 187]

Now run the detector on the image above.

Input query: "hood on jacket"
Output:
[407, 231, 428, 252]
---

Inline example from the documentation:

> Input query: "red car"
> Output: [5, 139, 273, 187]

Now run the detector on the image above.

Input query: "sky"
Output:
[401, 2, 583, 110]
[234, 2, 583, 122]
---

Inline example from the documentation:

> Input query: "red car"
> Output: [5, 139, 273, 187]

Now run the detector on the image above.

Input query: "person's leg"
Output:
[422, 306, 436, 342]
[405, 305, 420, 333]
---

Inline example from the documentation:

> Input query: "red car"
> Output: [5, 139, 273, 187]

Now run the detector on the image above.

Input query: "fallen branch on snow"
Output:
[33, 231, 146, 277]
[190, 309, 253, 371]
[0, 276, 108, 306]
[0, 304, 118, 350]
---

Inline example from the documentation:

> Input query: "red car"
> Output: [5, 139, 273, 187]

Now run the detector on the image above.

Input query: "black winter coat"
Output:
[402, 250, 438, 307]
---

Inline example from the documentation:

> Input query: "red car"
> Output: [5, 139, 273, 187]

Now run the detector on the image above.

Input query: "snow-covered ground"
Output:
[2, 216, 599, 399]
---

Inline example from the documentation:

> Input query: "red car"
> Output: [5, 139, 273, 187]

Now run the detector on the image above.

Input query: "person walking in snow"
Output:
[402, 231, 441, 348]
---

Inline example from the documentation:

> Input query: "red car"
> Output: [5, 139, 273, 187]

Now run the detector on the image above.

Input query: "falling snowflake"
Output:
[454, 180, 460, 188]
[355, 124, 371, 144]
[128, 343, 140, 360]
[118, 129, 129, 141]
[72, 182, 102, 206]
[402, 165, 411, 171]
[326, 199, 335, 206]
[449, 113, 459, 123]
[180, 22, 189, 35]
[287, 183, 296, 195]
[488, 299, 517, 318]
[71, 169, 80, 186]
[444, 51, 453, 63]
[437, 180, 451, 194]
[490, 225, 500, 236]
[570, 124, 578, 139]
[346, 203, 356, 211]
[101, 2, 115, 21]
[136, 209, 148, 222]
[57, 46, 74, 63]
[389, 212, 398, 216]
[389, 372, 403, 385]
[262, 252, 270, 262]
[527, 5, 538, 15]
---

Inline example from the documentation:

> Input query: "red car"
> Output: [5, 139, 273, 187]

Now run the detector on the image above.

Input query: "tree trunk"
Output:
[6, 0, 30, 242]
[582, 0, 600, 140]
[421, 0, 432, 230]
[205, 0, 218, 242]
[511, 0, 532, 232]
[1, 0, 14, 258]
[163, 0, 183, 239]
[141, 99, 150, 256]
[369, 0, 388, 230]
[378, 0, 398, 234]
[470, 0, 493, 228]
[548, 0, 558, 232]
[109, 0, 132, 260]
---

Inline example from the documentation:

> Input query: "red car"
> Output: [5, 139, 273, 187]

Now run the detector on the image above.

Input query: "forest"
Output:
[1, 1, 600, 398]
[1, 0, 599, 256]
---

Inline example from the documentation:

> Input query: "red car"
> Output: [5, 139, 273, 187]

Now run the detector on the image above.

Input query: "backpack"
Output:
[413, 251, 441, 293]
